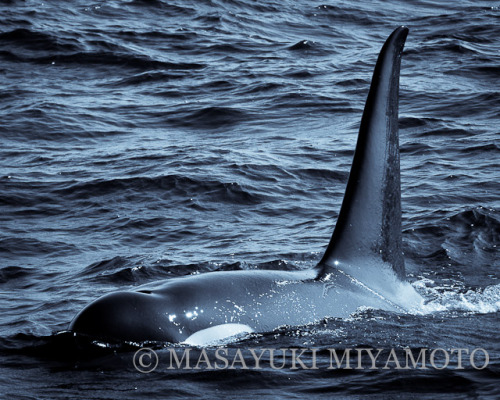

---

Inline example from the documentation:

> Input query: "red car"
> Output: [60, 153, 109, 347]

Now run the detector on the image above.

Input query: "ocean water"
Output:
[0, 0, 499, 398]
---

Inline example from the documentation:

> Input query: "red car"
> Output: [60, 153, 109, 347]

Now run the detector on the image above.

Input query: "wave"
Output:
[291, 167, 347, 182]
[0, 28, 80, 53]
[0, 265, 35, 284]
[1, 49, 206, 70]
[0, 237, 79, 258]
[406, 207, 499, 257]
[116, 29, 198, 42]
[314, 4, 386, 25]
[53, 174, 263, 205]
[415, 281, 500, 314]
[76, 256, 252, 284]
[74, 254, 313, 286]
[0, 28, 205, 70]
[167, 106, 251, 129]
[106, 70, 187, 87]
[127, 0, 195, 13]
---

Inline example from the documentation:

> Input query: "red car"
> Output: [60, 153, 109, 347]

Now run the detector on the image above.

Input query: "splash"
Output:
[412, 279, 500, 314]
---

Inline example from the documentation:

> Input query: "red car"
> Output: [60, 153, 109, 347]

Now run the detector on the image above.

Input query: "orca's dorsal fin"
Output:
[317, 27, 408, 282]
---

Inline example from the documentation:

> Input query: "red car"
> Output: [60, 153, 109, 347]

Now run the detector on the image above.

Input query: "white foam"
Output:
[411, 280, 500, 315]
[392, 280, 425, 312]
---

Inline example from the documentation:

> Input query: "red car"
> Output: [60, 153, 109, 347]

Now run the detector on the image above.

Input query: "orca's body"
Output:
[70, 27, 423, 346]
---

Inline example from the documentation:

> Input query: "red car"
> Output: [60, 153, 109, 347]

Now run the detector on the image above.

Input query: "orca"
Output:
[69, 26, 423, 346]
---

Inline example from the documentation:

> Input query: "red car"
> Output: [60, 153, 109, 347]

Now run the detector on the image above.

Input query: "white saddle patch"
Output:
[183, 323, 254, 346]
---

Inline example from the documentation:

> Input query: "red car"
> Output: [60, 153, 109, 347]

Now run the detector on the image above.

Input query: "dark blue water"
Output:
[1, 0, 499, 398]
